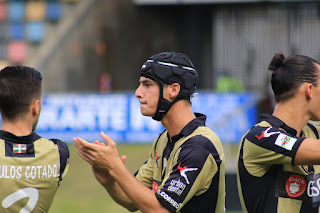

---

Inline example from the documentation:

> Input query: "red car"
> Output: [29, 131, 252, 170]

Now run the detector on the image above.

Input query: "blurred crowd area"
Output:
[0, 0, 319, 99]
[0, 0, 78, 69]
[3, 0, 320, 145]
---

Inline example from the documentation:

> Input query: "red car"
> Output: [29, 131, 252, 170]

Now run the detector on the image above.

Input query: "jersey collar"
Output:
[0, 130, 41, 144]
[260, 113, 297, 136]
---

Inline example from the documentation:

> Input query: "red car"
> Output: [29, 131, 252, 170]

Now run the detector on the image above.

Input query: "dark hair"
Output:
[268, 52, 320, 102]
[0, 65, 42, 120]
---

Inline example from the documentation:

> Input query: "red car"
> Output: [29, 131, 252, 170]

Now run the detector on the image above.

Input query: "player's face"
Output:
[135, 77, 159, 117]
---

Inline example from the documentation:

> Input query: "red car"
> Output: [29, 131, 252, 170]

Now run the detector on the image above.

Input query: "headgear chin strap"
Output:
[140, 52, 198, 121]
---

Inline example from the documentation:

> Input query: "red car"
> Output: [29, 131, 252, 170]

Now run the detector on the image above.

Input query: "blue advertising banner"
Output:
[27, 92, 257, 144]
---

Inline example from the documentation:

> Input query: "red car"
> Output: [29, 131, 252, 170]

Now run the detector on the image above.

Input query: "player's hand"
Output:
[73, 131, 123, 172]
[93, 140, 106, 146]
[92, 155, 126, 186]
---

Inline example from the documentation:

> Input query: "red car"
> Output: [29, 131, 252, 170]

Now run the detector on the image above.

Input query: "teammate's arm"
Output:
[92, 166, 139, 211]
[108, 157, 170, 213]
[244, 126, 316, 166]
[92, 157, 139, 212]
[295, 138, 320, 165]
[86, 141, 138, 211]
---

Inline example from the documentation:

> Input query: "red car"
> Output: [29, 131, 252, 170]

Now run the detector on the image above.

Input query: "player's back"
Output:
[0, 130, 69, 213]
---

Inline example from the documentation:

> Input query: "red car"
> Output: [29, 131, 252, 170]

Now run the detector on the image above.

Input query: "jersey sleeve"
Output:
[51, 139, 70, 183]
[155, 136, 221, 212]
[244, 126, 305, 166]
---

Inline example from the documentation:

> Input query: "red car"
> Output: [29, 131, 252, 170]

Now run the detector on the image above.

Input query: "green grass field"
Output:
[49, 144, 152, 213]
[49, 144, 241, 213]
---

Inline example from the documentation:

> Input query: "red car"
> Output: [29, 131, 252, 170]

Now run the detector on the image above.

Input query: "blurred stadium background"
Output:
[1, 0, 319, 212]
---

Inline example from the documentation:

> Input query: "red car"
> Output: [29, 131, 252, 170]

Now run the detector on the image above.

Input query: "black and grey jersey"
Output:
[237, 114, 320, 213]
[135, 113, 225, 213]
[0, 130, 69, 213]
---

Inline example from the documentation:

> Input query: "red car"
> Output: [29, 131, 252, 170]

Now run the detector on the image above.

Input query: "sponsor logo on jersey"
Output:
[177, 163, 198, 184]
[168, 179, 186, 196]
[275, 133, 297, 150]
[285, 174, 306, 198]
[255, 127, 281, 140]
[152, 181, 159, 193]
[159, 190, 182, 209]
[13, 144, 27, 154]
[307, 173, 320, 199]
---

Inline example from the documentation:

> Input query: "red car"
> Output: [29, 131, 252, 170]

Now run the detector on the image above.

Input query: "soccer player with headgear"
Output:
[74, 52, 225, 212]
[0, 65, 69, 213]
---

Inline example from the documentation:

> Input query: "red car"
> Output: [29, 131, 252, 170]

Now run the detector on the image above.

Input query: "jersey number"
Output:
[2, 187, 39, 213]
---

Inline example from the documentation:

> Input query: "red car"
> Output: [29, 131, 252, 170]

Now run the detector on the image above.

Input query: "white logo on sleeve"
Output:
[255, 127, 281, 140]
[275, 133, 297, 150]
[177, 163, 198, 184]
[263, 127, 281, 137]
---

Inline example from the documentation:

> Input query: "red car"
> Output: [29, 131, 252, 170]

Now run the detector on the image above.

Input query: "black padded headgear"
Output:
[140, 52, 198, 121]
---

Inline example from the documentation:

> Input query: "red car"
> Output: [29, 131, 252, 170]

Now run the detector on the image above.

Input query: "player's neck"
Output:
[161, 101, 196, 140]
[1, 120, 33, 137]
[272, 99, 310, 136]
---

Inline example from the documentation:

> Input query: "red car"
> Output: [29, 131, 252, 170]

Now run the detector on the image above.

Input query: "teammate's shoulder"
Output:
[302, 122, 320, 139]
[49, 138, 67, 145]
[50, 139, 70, 158]
[244, 124, 282, 141]
[183, 134, 221, 153]
[49, 138, 69, 153]
[194, 126, 220, 138]
[247, 120, 274, 133]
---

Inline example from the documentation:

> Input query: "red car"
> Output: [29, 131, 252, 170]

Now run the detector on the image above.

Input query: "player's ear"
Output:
[169, 83, 180, 99]
[304, 83, 313, 100]
[31, 99, 41, 117]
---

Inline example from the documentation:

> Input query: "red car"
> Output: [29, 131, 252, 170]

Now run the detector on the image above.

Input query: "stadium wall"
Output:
[30, 1, 320, 97]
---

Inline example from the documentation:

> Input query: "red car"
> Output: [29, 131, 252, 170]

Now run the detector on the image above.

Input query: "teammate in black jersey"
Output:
[74, 52, 225, 212]
[0, 65, 69, 213]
